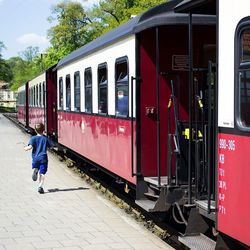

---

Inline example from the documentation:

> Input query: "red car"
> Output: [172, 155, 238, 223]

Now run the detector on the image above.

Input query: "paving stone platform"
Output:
[0, 114, 173, 250]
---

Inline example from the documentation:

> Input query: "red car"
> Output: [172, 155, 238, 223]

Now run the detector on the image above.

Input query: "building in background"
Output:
[0, 81, 17, 109]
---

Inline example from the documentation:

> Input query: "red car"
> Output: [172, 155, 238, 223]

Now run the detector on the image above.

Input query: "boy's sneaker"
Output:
[38, 187, 44, 194]
[32, 168, 38, 181]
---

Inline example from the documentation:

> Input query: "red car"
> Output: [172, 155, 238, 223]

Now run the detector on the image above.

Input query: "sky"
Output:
[0, 0, 99, 59]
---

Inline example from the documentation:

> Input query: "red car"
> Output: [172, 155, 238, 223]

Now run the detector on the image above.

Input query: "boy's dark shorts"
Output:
[32, 163, 48, 175]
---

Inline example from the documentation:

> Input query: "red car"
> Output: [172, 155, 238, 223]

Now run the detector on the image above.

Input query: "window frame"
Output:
[58, 77, 63, 110]
[115, 56, 129, 117]
[84, 67, 92, 113]
[235, 18, 250, 131]
[39, 83, 42, 107]
[98, 63, 108, 115]
[65, 74, 71, 111]
[74, 71, 81, 112]
[42, 81, 45, 107]
[36, 85, 38, 107]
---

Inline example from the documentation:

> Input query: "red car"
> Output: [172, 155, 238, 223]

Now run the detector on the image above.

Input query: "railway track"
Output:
[4, 112, 188, 250]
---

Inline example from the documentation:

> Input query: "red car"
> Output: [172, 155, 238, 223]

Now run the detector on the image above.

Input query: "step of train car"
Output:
[194, 199, 216, 220]
[144, 176, 169, 186]
[135, 199, 157, 212]
[143, 192, 159, 201]
[179, 233, 216, 250]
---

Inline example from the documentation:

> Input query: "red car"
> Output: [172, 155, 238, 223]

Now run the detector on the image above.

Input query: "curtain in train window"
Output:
[241, 28, 250, 62]
[74, 72, 80, 111]
[58, 77, 63, 110]
[66, 75, 71, 110]
[85, 68, 92, 113]
[115, 58, 128, 117]
[98, 64, 108, 114]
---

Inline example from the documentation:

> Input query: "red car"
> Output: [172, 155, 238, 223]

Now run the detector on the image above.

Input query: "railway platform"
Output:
[0, 114, 173, 250]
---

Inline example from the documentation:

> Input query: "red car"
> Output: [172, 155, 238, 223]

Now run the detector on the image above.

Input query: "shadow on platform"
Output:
[46, 187, 89, 193]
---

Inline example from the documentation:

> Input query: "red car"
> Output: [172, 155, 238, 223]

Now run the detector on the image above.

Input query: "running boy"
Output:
[24, 123, 53, 194]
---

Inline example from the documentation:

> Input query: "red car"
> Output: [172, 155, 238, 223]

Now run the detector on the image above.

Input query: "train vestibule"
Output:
[135, 19, 217, 231]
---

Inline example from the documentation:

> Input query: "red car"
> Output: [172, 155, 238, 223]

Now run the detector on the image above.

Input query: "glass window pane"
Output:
[98, 65, 107, 114]
[239, 70, 250, 127]
[39, 83, 42, 107]
[58, 78, 63, 110]
[42, 82, 45, 107]
[115, 60, 128, 116]
[74, 72, 80, 111]
[33, 87, 35, 106]
[85, 68, 92, 113]
[36, 85, 38, 106]
[66, 75, 71, 110]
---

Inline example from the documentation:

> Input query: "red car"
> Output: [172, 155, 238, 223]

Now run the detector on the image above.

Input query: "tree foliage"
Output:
[88, 0, 166, 33]
[46, 1, 91, 66]
[8, 47, 44, 90]
[7, 0, 167, 90]
[0, 41, 13, 83]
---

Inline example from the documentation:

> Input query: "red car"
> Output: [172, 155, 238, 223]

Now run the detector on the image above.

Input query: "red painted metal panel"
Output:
[58, 112, 136, 184]
[29, 107, 45, 130]
[17, 106, 26, 125]
[218, 133, 250, 247]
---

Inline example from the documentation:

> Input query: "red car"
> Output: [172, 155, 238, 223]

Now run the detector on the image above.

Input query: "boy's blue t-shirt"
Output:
[28, 135, 53, 164]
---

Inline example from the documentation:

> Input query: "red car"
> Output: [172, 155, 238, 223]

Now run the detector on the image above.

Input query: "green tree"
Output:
[0, 41, 13, 83]
[47, 1, 91, 60]
[8, 47, 42, 90]
[18, 46, 39, 62]
[88, 0, 166, 34]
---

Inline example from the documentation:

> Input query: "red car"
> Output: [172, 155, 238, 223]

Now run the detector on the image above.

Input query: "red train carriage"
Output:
[56, 1, 215, 187]
[28, 72, 46, 130]
[17, 65, 57, 137]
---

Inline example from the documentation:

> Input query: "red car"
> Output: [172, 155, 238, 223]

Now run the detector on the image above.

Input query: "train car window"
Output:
[84, 68, 92, 113]
[29, 89, 31, 106]
[58, 77, 63, 110]
[115, 58, 129, 117]
[74, 71, 81, 112]
[66, 74, 71, 111]
[33, 86, 35, 106]
[42, 81, 45, 107]
[237, 25, 250, 128]
[36, 85, 39, 107]
[39, 83, 42, 107]
[31, 89, 33, 106]
[98, 64, 108, 114]
[33, 87, 35, 106]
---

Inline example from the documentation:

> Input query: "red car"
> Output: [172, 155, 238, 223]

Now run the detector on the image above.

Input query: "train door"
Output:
[136, 23, 216, 214]
[46, 66, 58, 140]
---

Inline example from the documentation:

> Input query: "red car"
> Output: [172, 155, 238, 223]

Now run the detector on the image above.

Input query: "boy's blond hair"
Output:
[35, 123, 44, 135]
